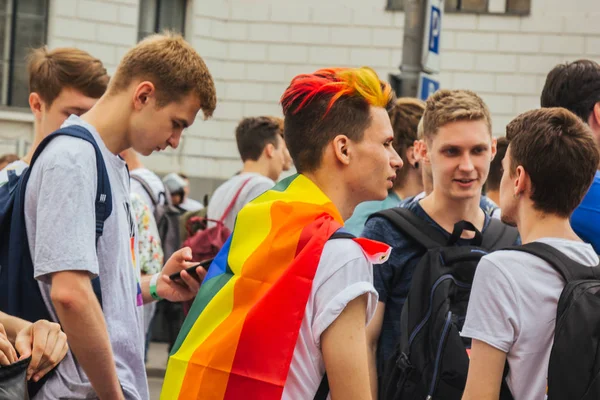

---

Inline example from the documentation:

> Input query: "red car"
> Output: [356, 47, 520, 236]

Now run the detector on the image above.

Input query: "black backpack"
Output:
[0, 125, 110, 397]
[509, 242, 600, 400]
[374, 208, 517, 400]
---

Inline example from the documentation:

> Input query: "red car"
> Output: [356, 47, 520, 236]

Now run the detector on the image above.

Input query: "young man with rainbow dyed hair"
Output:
[162, 67, 402, 400]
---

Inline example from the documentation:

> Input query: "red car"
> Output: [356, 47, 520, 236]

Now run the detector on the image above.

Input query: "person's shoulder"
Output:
[246, 173, 275, 188]
[208, 176, 240, 208]
[34, 134, 96, 171]
[481, 249, 514, 265]
[363, 207, 427, 252]
[180, 197, 204, 212]
[211, 176, 236, 197]
[362, 212, 397, 238]
[318, 238, 371, 279]
[480, 247, 536, 279]
[323, 237, 365, 258]
[536, 238, 600, 267]
[132, 168, 165, 189]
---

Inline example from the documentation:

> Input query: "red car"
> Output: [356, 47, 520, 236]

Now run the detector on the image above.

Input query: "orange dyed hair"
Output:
[281, 67, 394, 172]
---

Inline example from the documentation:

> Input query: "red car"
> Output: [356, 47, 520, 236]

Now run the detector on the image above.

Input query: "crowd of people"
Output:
[0, 30, 598, 400]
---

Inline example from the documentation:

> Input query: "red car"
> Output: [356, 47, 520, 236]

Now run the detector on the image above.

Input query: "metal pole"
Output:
[400, 0, 427, 98]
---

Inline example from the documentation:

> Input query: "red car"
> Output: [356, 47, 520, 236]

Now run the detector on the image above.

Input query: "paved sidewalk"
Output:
[149, 376, 163, 400]
[147, 342, 169, 399]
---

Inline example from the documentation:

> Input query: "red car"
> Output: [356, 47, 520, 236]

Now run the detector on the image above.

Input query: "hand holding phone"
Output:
[169, 258, 214, 282]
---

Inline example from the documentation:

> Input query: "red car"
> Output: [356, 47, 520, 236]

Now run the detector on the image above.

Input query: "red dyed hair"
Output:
[281, 67, 392, 117]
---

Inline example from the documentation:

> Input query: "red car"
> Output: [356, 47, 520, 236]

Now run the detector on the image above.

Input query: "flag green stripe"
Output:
[170, 270, 233, 355]
[270, 173, 298, 192]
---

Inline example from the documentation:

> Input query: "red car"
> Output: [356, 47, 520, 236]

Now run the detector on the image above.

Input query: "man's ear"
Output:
[418, 139, 431, 165]
[406, 146, 418, 167]
[514, 165, 529, 197]
[133, 81, 156, 111]
[29, 92, 43, 119]
[490, 137, 497, 161]
[332, 135, 350, 166]
[264, 143, 275, 158]
[591, 103, 600, 125]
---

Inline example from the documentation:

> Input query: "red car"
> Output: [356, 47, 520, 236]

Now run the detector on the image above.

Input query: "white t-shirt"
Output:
[25, 116, 147, 400]
[0, 159, 28, 186]
[207, 172, 275, 231]
[179, 197, 204, 212]
[491, 207, 502, 220]
[282, 238, 378, 399]
[130, 167, 166, 212]
[461, 237, 599, 400]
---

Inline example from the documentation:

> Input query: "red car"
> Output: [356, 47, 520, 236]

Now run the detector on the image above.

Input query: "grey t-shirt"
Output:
[25, 116, 147, 400]
[207, 172, 275, 231]
[462, 237, 598, 400]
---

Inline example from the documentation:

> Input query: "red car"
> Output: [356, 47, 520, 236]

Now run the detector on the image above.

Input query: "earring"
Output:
[513, 192, 520, 199]
[414, 161, 419, 169]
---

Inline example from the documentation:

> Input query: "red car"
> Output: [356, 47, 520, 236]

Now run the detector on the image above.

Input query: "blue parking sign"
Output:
[422, 0, 443, 73]
[428, 6, 441, 54]
[418, 73, 440, 101]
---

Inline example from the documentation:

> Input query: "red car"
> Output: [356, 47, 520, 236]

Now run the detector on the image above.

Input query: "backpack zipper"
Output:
[407, 275, 470, 349]
[426, 311, 453, 400]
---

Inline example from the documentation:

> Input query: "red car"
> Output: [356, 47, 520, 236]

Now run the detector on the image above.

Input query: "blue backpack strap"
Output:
[29, 125, 112, 306]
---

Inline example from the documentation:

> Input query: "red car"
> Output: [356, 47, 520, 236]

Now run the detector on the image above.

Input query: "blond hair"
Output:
[109, 31, 216, 118]
[422, 89, 491, 142]
[28, 47, 109, 106]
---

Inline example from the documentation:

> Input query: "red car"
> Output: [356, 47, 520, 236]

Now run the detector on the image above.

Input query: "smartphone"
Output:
[169, 258, 214, 282]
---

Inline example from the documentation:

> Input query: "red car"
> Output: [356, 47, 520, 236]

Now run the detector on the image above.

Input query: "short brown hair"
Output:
[281, 67, 394, 173]
[28, 47, 109, 106]
[506, 108, 599, 217]
[236, 116, 283, 162]
[541, 60, 600, 123]
[109, 31, 216, 118]
[487, 136, 508, 192]
[389, 97, 425, 185]
[422, 89, 492, 142]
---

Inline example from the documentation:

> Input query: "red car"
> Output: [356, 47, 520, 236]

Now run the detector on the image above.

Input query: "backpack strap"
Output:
[219, 177, 252, 223]
[481, 218, 519, 251]
[30, 125, 112, 306]
[131, 173, 160, 206]
[329, 229, 355, 240]
[370, 207, 447, 249]
[506, 242, 600, 282]
[447, 220, 483, 246]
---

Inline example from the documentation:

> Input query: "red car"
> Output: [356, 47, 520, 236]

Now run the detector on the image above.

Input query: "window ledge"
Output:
[385, 8, 530, 16]
[0, 107, 34, 123]
[445, 10, 530, 16]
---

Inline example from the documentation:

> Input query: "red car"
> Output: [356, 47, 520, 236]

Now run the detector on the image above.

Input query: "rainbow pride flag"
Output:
[161, 174, 390, 400]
